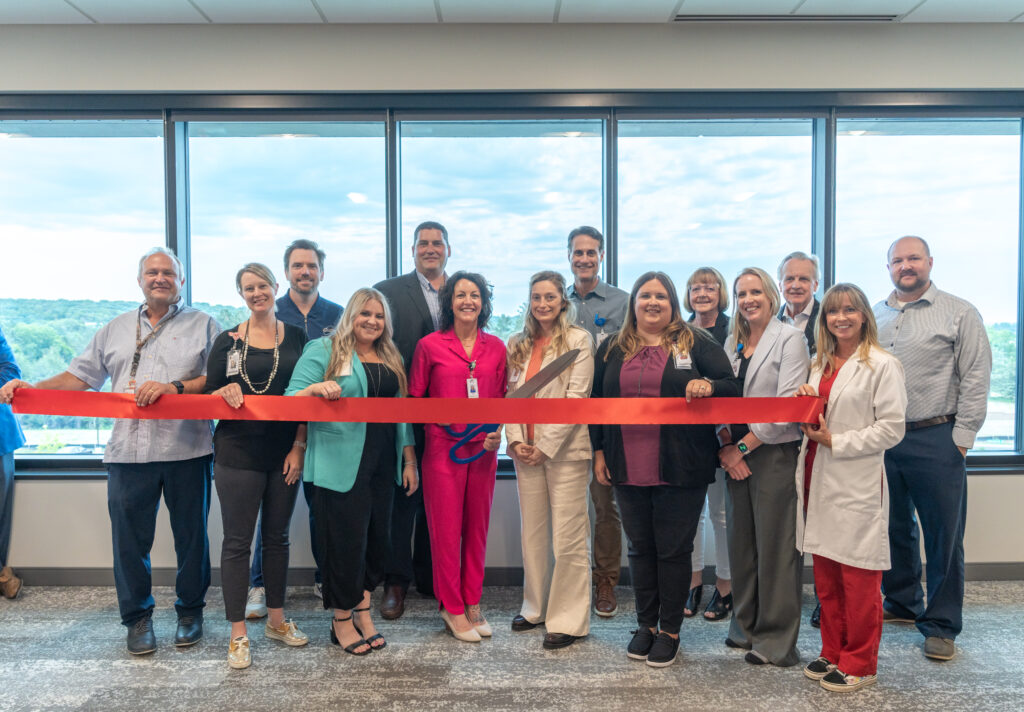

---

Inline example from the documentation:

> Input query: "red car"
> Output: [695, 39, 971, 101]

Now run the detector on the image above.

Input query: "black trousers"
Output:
[314, 440, 396, 611]
[615, 482, 707, 635]
[385, 436, 433, 595]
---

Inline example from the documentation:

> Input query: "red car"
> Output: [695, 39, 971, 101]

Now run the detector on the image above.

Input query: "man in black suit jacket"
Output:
[374, 221, 451, 620]
[777, 250, 821, 357]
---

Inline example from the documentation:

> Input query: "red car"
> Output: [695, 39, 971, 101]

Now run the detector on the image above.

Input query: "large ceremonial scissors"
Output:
[446, 348, 581, 464]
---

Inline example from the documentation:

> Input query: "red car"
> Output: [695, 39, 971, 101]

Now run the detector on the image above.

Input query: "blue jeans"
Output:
[0, 452, 14, 568]
[107, 455, 212, 626]
[251, 479, 321, 587]
[882, 422, 967, 640]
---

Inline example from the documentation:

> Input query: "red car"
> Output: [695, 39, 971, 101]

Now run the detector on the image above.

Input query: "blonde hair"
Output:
[235, 262, 277, 293]
[325, 288, 408, 396]
[683, 266, 729, 314]
[729, 267, 781, 352]
[507, 271, 581, 371]
[607, 271, 694, 361]
[814, 283, 883, 377]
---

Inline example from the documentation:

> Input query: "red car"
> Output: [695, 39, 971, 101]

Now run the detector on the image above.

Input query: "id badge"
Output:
[730, 357, 741, 377]
[226, 349, 241, 377]
[674, 352, 693, 370]
[596, 331, 608, 346]
[508, 369, 522, 386]
[340, 360, 352, 377]
[466, 377, 480, 399]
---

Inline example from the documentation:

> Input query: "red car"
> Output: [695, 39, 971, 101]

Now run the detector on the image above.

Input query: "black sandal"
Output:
[704, 589, 733, 621]
[330, 615, 371, 655]
[353, 606, 386, 650]
[684, 585, 703, 618]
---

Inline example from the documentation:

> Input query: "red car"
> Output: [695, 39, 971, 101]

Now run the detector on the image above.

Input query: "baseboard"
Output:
[15, 562, 1024, 587]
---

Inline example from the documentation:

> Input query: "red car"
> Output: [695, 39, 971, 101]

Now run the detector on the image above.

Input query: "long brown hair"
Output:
[607, 271, 694, 361]
[325, 287, 408, 395]
[507, 271, 584, 370]
[814, 283, 883, 377]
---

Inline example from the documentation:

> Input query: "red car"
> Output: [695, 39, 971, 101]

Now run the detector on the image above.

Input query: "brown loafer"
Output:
[0, 566, 23, 600]
[594, 578, 617, 617]
[379, 584, 406, 620]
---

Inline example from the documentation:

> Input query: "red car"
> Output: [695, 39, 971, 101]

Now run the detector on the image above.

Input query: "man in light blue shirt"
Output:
[0, 247, 220, 655]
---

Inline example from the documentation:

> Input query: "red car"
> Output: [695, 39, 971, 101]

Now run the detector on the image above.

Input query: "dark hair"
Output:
[414, 221, 449, 246]
[439, 271, 493, 332]
[567, 225, 604, 251]
[283, 239, 326, 273]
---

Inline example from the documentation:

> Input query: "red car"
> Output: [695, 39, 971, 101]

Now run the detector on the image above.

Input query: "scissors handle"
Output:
[446, 423, 499, 464]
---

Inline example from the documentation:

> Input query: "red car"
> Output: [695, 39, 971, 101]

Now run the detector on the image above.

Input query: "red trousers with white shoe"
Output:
[813, 554, 883, 677]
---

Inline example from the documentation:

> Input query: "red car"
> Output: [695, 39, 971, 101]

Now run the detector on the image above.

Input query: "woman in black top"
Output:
[591, 271, 740, 668]
[206, 263, 309, 670]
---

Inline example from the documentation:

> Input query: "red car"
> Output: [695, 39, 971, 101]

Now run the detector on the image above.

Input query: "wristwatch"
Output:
[736, 441, 749, 455]
[171, 380, 185, 394]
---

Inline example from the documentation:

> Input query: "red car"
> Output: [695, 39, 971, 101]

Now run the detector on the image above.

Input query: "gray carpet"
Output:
[0, 582, 1021, 711]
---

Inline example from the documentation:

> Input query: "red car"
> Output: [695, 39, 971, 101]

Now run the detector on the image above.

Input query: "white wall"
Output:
[1, 23, 1023, 92]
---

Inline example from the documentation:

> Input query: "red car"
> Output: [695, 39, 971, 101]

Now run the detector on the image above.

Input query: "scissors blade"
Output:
[508, 348, 580, 399]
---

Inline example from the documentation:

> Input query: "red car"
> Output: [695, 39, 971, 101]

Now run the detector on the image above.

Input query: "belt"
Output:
[906, 414, 955, 431]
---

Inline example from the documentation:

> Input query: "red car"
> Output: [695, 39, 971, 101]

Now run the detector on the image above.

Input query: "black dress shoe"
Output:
[684, 585, 703, 618]
[511, 614, 542, 632]
[174, 615, 203, 647]
[724, 637, 750, 650]
[810, 602, 821, 629]
[542, 632, 579, 649]
[127, 617, 156, 655]
[380, 584, 406, 620]
[704, 590, 733, 621]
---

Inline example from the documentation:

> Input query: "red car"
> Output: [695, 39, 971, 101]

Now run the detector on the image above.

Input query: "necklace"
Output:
[365, 361, 380, 396]
[240, 318, 280, 395]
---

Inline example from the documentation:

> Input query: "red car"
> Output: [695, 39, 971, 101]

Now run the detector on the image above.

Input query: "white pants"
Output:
[691, 467, 731, 580]
[515, 458, 592, 637]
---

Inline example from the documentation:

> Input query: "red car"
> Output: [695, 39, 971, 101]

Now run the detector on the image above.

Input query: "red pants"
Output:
[422, 434, 497, 615]
[813, 554, 883, 677]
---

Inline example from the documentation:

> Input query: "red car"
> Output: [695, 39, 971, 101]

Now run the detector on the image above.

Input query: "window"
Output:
[398, 120, 604, 340]
[618, 120, 814, 296]
[835, 119, 1020, 452]
[0, 120, 165, 458]
[187, 122, 386, 324]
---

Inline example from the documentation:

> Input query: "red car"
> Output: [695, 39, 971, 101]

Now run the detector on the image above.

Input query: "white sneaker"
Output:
[313, 582, 323, 599]
[245, 587, 267, 619]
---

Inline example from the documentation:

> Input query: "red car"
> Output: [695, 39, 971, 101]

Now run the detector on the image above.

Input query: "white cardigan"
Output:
[794, 345, 907, 570]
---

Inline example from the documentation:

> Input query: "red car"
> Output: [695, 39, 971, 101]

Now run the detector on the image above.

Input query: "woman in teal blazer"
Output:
[286, 287, 416, 656]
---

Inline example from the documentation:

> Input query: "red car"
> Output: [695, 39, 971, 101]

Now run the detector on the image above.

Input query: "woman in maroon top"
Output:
[591, 271, 740, 668]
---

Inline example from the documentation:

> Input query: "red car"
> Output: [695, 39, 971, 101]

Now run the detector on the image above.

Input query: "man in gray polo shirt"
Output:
[874, 235, 991, 662]
[566, 225, 628, 617]
[0, 247, 220, 656]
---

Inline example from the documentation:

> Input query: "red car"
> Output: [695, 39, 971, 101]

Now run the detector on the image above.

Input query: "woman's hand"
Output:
[482, 428, 502, 452]
[306, 381, 342, 400]
[719, 444, 753, 480]
[514, 443, 548, 467]
[724, 459, 752, 480]
[282, 445, 304, 485]
[795, 384, 818, 397]
[801, 414, 833, 448]
[402, 462, 419, 495]
[214, 383, 244, 409]
[685, 377, 713, 402]
[0, 379, 29, 405]
[593, 450, 611, 486]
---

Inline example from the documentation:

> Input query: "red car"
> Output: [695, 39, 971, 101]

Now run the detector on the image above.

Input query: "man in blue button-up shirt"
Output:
[0, 247, 220, 655]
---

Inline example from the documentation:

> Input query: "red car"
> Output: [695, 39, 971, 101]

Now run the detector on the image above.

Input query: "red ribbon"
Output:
[11, 388, 824, 425]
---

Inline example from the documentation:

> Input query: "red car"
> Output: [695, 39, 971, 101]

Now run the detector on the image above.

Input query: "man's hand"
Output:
[135, 380, 175, 407]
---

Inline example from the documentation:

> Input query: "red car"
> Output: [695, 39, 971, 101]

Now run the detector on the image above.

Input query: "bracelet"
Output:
[404, 461, 416, 468]
[293, 441, 307, 450]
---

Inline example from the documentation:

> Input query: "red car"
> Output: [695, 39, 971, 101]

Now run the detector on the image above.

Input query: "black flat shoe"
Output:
[810, 602, 822, 629]
[684, 585, 703, 618]
[542, 633, 580, 649]
[511, 614, 542, 632]
[627, 627, 657, 660]
[704, 590, 733, 621]
[725, 637, 750, 650]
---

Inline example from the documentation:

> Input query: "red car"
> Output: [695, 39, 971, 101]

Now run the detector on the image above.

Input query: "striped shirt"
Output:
[873, 283, 991, 449]
[416, 269, 445, 331]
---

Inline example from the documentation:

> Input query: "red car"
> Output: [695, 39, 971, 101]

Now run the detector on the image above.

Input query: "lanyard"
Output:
[130, 305, 181, 381]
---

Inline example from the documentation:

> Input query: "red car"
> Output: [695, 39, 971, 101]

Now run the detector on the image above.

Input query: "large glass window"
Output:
[835, 118, 1020, 452]
[398, 120, 604, 340]
[188, 122, 386, 325]
[618, 120, 814, 295]
[0, 120, 165, 458]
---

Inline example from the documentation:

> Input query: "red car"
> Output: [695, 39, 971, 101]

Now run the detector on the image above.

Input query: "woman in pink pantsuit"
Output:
[409, 271, 507, 643]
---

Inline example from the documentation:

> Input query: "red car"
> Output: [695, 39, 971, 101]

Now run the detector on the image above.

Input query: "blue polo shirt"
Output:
[275, 292, 343, 339]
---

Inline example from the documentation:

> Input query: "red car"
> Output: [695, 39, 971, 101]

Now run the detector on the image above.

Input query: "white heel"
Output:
[441, 609, 482, 643]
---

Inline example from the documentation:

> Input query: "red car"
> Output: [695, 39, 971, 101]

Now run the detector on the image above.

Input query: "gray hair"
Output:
[138, 247, 184, 281]
[777, 251, 820, 282]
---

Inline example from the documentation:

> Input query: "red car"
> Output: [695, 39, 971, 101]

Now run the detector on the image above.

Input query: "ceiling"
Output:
[1, 0, 1023, 24]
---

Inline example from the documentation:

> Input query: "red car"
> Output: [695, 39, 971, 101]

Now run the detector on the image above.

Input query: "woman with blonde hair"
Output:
[591, 271, 740, 667]
[718, 266, 809, 667]
[286, 287, 417, 656]
[506, 270, 595, 650]
[795, 283, 906, 692]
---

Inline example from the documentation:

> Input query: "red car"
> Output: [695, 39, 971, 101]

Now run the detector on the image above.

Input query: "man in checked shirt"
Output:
[873, 235, 992, 662]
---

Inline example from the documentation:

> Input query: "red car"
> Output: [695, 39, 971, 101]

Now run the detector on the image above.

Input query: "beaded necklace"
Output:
[240, 318, 280, 395]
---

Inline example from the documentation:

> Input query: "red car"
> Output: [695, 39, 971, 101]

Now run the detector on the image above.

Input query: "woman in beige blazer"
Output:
[795, 283, 906, 693]
[506, 270, 595, 651]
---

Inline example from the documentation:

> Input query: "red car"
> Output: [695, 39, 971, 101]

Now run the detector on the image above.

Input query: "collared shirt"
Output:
[874, 282, 992, 449]
[67, 301, 221, 464]
[781, 298, 815, 334]
[416, 270, 446, 331]
[275, 291, 343, 339]
[568, 279, 629, 346]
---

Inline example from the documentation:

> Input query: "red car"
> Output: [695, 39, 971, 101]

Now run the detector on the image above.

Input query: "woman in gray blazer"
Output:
[718, 267, 810, 668]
